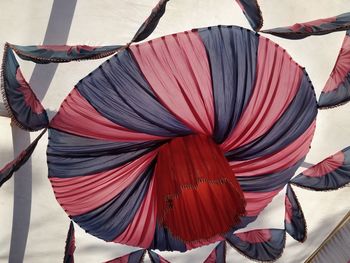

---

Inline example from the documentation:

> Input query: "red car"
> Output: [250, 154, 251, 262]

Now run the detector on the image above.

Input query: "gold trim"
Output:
[304, 210, 350, 263]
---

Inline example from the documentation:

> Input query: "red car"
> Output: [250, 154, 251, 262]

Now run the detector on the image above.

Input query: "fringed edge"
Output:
[9, 44, 122, 64]
[252, 0, 264, 32]
[226, 229, 287, 263]
[290, 179, 350, 192]
[285, 183, 308, 243]
[157, 224, 227, 247]
[1, 43, 48, 131]
[1, 43, 28, 130]
[261, 24, 350, 39]
[139, 249, 147, 263]
[157, 177, 246, 243]
[317, 95, 350, 110]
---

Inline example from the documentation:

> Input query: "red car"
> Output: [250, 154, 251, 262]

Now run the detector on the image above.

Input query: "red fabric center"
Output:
[154, 134, 246, 242]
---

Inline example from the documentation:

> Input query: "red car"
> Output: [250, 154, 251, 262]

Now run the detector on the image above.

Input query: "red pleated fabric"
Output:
[154, 134, 245, 242]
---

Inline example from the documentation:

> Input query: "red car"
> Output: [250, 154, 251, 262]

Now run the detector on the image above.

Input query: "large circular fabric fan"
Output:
[47, 25, 317, 251]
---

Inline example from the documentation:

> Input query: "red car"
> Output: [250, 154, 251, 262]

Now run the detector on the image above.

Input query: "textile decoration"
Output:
[47, 25, 317, 251]
[291, 147, 350, 191]
[0, 43, 123, 131]
[203, 241, 226, 263]
[0, 128, 46, 187]
[154, 134, 245, 242]
[0, 0, 170, 132]
[262, 12, 350, 39]
[148, 250, 170, 263]
[285, 184, 306, 242]
[235, 0, 263, 31]
[1, 44, 49, 131]
[318, 30, 350, 108]
[132, 0, 170, 43]
[104, 249, 146, 263]
[63, 222, 75, 263]
[226, 229, 286, 261]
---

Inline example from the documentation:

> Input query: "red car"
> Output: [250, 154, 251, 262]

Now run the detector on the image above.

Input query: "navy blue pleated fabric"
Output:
[72, 162, 154, 241]
[198, 26, 258, 143]
[149, 224, 187, 252]
[1, 46, 48, 131]
[238, 159, 304, 192]
[291, 147, 350, 190]
[76, 50, 191, 137]
[148, 250, 170, 263]
[226, 229, 286, 261]
[47, 128, 162, 177]
[226, 72, 317, 161]
[127, 250, 146, 263]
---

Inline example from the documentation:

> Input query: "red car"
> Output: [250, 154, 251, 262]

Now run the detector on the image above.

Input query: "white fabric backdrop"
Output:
[0, 0, 349, 262]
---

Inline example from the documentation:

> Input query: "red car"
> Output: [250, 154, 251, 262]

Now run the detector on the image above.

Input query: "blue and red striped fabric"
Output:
[47, 25, 317, 251]
[285, 184, 306, 242]
[318, 30, 350, 109]
[104, 249, 145, 263]
[262, 12, 350, 40]
[203, 241, 226, 263]
[63, 222, 75, 263]
[226, 229, 286, 261]
[235, 0, 263, 31]
[148, 250, 170, 263]
[291, 147, 350, 191]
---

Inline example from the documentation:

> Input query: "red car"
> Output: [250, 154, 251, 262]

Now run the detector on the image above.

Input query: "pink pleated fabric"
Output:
[50, 151, 157, 216]
[112, 177, 157, 247]
[230, 121, 316, 177]
[302, 151, 344, 177]
[244, 189, 281, 217]
[16, 68, 45, 114]
[222, 37, 303, 152]
[130, 30, 214, 135]
[50, 89, 163, 141]
[235, 229, 272, 243]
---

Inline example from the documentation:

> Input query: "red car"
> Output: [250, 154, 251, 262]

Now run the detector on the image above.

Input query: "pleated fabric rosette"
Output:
[47, 25, 317, 252]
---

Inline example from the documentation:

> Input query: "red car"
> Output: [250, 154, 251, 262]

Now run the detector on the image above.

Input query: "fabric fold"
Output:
[291, 147, 350, 190]
[285, 184, 307, 242]
[261, 12, 350, 39]
[318, 30, 350, 108]
[235, 0, 263, 31]
[0, 128, 47, 187]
